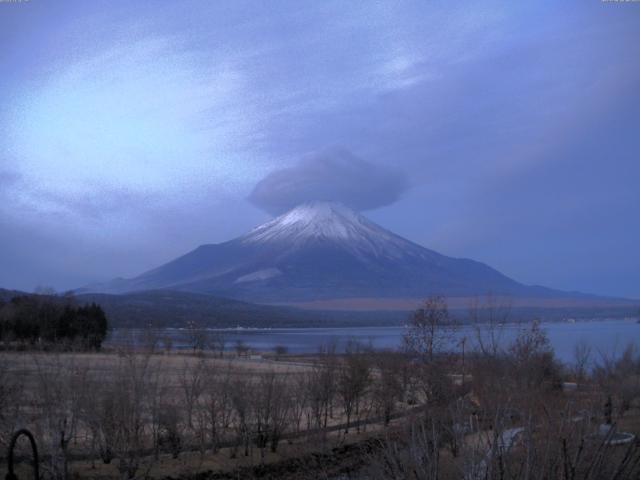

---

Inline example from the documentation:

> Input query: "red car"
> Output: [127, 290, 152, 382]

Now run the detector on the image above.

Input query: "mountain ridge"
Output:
[6, 288, 635, 329]
[83, 202, 633, 306]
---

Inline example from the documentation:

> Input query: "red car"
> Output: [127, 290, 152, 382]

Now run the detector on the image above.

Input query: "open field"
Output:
[2, 318, 640, 479]
[0, 347, 420, 479]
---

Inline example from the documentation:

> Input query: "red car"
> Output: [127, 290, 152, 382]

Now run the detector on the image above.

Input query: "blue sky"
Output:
[0, 1, 639, 298]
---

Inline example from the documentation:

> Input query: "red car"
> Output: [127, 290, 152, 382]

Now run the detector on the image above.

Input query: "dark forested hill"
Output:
[74, 290, 409, 328]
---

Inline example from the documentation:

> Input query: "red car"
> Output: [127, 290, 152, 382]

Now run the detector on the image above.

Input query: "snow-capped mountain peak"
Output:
[270, 202, 361, 234]
[87, 201, 542, 303]
[241, 201, 419, 259]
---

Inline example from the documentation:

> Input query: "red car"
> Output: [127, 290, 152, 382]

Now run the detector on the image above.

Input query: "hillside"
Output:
[82, 202, 627, 308]
[1, 288, 636, 328]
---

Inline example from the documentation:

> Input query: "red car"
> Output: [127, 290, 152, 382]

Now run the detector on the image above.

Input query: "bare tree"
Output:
[110, 353, 155, 479]
[81, 373, 118, 464]
[469, 294, 511, 357]
[593, 342, 640, 420]
[509, 320, 560, 393]
[186, 325, 209, 354]
[251, 370, 291, 460]
[0, 352, 25, 451]
[229, 375, 251, 458]
[404, 296, 457, 362]
[289, 372, 310, 437]
[572, 339, 592, 382]
[157, 403, 183, 459]
[365, 419, 442, 480]
[372, 352, 404, 426]
[272, 344, 288, 360]
[179, 357, 205, 433]
[146, 358, 167, 461]
[209, 333, 226, 358]
[471, 320, 561, 420]
[140, 325, 160, 353]
[266, 374, 291, 454]
[365, 407, 640, 480]
[337, 341, 371, 433]
[32, 354, 88, 480]
[203, 363, 234, 453]
[615, 344, 640, 416]
[307, 343, 338, 439]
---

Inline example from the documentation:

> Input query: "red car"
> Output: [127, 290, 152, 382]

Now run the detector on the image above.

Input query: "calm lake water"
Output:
[111, 319, 640, 364]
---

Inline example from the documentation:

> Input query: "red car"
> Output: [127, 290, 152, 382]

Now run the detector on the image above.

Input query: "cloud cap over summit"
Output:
[248, 148, 408, 215]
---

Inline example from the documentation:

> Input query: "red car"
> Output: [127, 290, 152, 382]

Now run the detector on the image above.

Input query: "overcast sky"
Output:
[1, 1, 639, 299]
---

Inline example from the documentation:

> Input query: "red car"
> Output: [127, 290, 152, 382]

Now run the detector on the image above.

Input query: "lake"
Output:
[110, 318, 640, 364]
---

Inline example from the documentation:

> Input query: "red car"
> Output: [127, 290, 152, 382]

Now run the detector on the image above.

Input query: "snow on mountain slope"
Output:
[241, 202, 435, 261]
[86, 202, 568, 302]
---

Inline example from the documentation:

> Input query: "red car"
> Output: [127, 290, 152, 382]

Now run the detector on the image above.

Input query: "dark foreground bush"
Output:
[0, 293, 108, 349]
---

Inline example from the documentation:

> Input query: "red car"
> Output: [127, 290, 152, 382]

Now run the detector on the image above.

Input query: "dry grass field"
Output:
[0, 348, 418, 479]
[2, 320, 640, 480]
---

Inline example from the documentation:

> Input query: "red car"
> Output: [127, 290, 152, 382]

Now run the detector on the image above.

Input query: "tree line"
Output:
[0, 293, 108, 350]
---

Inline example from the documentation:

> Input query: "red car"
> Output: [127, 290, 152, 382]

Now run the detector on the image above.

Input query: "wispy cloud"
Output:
[0, 1, 638, 297]
[6, 35, 259, 195]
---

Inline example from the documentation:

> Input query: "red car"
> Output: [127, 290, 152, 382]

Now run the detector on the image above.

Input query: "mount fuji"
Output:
[86, 201, 607, 308]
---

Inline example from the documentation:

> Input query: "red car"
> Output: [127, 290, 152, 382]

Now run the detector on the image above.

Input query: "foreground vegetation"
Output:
[0, 296, 639, 479]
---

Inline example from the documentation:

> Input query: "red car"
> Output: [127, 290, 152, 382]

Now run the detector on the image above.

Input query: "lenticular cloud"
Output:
[248, 147, 408, 215]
